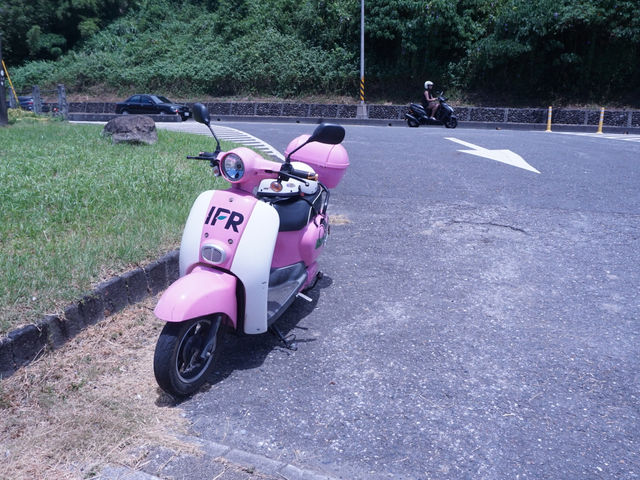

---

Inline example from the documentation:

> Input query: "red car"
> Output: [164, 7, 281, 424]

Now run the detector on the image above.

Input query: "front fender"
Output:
[154, 265, 237, 325]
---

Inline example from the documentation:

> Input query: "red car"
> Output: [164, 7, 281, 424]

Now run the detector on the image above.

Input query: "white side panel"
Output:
[231, 201, 279, 334]
[179, 190, 215, 277]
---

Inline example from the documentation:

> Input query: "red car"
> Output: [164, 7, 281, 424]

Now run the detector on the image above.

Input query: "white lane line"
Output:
[553, 132, 640, 143]
[158, 123, 284, 160]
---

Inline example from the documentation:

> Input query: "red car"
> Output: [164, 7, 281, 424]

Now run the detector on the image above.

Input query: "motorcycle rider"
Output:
[422, 81, 439, 120]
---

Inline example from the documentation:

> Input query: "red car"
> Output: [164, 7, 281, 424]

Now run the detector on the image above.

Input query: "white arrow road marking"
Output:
[445, 137, 540, 174]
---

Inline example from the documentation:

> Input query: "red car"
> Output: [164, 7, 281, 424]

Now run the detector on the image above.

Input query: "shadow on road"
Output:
[156, 274, 333, 406]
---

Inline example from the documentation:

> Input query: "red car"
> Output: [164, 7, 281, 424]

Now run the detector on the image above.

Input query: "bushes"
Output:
[424, 0, 640, 105]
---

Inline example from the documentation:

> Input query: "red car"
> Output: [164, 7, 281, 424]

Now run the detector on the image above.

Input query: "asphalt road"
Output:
[158, 121, 640, 479]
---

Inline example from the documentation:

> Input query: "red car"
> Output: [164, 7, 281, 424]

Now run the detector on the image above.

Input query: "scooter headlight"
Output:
[221, 153, 245, 181]
[201, 244, 226, 264]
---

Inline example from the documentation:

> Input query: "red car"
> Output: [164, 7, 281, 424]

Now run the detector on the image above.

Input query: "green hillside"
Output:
[5, 0, 357, 99]
[2, 0, 639, 105]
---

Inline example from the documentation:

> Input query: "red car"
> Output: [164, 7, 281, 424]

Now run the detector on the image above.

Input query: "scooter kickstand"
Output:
[303, 271, 323, 293]
[269, 325, 297, 351]
[296, 292, 313, 302]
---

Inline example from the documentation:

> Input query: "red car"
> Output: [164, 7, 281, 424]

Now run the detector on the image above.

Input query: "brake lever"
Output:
[285, 173, 311, 186]
[187, 153, 219, 171]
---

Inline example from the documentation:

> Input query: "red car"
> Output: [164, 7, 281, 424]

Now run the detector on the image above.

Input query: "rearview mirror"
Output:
[192, 103, 210, 126]
[284, 122, 346, 163]
[308, 123, 345, 145]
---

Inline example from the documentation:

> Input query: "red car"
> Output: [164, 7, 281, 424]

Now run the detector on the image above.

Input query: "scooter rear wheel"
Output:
[153, 314, 224, 397]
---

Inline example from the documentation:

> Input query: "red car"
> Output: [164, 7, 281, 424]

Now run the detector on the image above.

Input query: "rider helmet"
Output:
[424, 81, 433, 89]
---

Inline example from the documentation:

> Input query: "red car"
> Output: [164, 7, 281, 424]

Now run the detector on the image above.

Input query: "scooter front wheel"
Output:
[445, 117, 458, 129]
[153, 314, 224, 397]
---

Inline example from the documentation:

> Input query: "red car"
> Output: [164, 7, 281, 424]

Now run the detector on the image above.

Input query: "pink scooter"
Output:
[153, 103, 349, 397]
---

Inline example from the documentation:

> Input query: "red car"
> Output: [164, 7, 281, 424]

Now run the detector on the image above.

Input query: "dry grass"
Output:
[0, 297, 196, 480]
[330, 214, 351, 226]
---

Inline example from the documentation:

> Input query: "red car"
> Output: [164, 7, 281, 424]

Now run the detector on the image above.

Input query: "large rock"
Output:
[103, 115, 158, 145]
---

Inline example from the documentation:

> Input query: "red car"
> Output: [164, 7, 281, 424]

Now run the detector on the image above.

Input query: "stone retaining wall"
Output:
[69, 102, 118, 114]
[67, 102, 640, 127]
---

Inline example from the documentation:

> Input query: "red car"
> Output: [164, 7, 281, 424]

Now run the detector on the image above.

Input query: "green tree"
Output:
[0, 0, 134, 65]
[464, 0, 640, 103]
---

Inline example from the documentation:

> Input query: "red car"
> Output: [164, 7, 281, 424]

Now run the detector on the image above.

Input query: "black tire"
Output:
[445, 117, 458, 129]
[407, 118, 419, 128]
[153, 315, 224, 397]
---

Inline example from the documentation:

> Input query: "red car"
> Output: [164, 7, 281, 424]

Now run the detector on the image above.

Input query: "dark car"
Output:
[15, 96, 57, 113]
[115, 94, 191, 121]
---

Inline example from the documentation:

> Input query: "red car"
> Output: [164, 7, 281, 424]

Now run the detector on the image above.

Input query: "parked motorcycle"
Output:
[405, 93, 458, 128]
[153, 102, 349, 397]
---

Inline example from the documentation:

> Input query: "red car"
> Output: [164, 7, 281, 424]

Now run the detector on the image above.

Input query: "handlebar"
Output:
[288, 167, 318, 182]
[265, 165, 318, 183]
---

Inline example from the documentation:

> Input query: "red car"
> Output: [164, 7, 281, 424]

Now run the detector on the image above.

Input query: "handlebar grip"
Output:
[290, 168, 318, 181]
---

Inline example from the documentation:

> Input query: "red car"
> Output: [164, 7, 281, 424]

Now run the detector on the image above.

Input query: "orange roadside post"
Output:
[545, 106, 552, 132]
[596, 107, 605, 134]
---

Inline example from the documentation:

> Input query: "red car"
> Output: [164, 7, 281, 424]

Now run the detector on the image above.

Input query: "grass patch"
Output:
[6, 108, 60, 125]
[0, 118, 227, 334]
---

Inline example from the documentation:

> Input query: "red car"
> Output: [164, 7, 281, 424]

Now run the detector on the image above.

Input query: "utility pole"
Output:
[0, 38, 8, 126]
[356, 0, 368, 119]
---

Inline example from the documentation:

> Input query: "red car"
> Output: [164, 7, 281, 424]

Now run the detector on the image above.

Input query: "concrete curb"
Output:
[0, 250, 179, 379]
[69, 113, 183, 122]
[99, 467, 161, 480]
[98, 435, 339, 480]
[456, 120, 640, 134]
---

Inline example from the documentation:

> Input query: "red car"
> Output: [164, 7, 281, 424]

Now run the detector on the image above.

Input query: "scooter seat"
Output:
[260, 190, 323, 232]
[411, 103, 428, 114]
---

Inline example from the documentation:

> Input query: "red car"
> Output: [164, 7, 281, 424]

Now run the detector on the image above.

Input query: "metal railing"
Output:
[9, 84, 68, 118]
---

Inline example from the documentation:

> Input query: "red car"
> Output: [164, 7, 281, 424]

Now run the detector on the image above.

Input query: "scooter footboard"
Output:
[154, 265, 237, 325]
